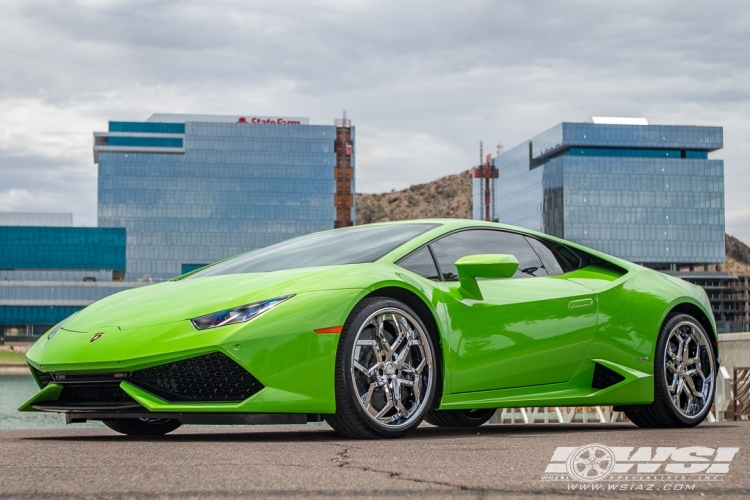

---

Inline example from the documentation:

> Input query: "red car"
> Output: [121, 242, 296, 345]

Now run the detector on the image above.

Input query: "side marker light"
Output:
[314, 326, 343, 334]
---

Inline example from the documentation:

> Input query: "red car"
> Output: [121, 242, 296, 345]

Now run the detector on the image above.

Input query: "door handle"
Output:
[568, 298, 594, 310]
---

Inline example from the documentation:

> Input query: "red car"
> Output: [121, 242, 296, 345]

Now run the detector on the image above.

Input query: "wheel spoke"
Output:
[414, 358, 427, 375]
[667, 375, 677, 392]
[682, 367, 699, 377]
[375, 315, 394, 357]
[668, 349, 680, 363]
[683, 375, 702, 398]
[388, 315, 408, 352]
[674, 377, 684, 398]
[353, 359, 382, 377]
[681, 334, 693, 364]
[374, 391, 394, 419]
[356, 339, 385, 364]
[362, 380, 385, 410]
[697, 372, 710, 399]
[393, 339, 416, 368]
[392, 378, 410, 417]
[685, 357, 701, 367]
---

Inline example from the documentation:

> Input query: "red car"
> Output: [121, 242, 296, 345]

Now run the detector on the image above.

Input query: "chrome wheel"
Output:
[663, 320, 715, 418]
[350, 307, 434, 430]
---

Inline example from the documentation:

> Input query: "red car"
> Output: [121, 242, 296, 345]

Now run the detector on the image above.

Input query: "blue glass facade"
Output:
[0, 306, 85, 326]
[0, 227, 125, 270]
[474, 122, 725, 265]
[96, 114, 355, 281]
[0, 225, 140, 340]
[107, 137, 183, 148]
[109, 122, 185, 134]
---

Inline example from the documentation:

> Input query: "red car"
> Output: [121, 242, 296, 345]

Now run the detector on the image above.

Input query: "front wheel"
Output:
[325, 297, 438, 439]
[102, 418, 182, 436]
[625, 313, 716, 428]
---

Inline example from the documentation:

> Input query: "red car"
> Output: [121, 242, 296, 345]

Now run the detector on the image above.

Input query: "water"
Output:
[0, 375, 102, 430]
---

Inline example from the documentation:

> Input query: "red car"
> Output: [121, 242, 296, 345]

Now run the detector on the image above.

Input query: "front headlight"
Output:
[190, 295, 294, 330]
[47, 312, 78, 339]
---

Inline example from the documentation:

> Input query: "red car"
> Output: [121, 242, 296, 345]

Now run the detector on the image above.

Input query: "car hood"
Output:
[63, 265, 368, 332]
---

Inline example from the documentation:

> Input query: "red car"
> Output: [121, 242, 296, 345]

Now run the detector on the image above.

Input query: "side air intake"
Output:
[592, 363, 626, 389]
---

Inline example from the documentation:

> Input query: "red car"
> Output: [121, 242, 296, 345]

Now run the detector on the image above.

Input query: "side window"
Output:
[398, 247, 440, 280]
[430, 230, 547, 281]
[525, 237, 564, 276]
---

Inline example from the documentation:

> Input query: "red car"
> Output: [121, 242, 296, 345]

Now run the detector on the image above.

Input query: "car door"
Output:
[427, 229, 598, 394]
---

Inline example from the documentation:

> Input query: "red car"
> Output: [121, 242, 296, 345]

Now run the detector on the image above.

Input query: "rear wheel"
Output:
[625, 313, 716, 428]
[424, 408, 495, 428]
[102, 418, 182, 436]
[325, 297, 437, 439]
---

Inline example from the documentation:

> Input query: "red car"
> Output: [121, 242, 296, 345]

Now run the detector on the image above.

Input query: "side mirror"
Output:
[455, 254, 519, 300]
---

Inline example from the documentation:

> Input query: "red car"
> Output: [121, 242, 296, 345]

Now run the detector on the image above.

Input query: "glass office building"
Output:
[0, 222, 144, 342]
[95, 114, 355, 282]
[474, 120, 725, 267]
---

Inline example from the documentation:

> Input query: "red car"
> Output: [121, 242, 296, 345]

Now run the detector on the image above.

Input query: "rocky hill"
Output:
[356, 170, 472, 224]
[724, 234, 750, 275]
[355, 170, 750, 275]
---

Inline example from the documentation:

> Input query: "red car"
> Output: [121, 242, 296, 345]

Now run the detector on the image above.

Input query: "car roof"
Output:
[373, 219, 551, 264]
[373, 218, 638, 274]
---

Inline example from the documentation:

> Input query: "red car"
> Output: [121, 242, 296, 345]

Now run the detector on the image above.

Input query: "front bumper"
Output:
[22, 289, 366, 416]
[25, 352, 264, 412]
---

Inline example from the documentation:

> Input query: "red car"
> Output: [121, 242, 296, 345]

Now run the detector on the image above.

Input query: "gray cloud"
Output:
[1, 0, 749, 240]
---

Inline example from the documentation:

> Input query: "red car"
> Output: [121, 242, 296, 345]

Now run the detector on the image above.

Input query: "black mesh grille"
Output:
[58, 384, 136, 404]
[129, 352, 263, 402]
[592, 363, 626, 389]
[32, 367, 53, 388]
[30, 352, 262, 405]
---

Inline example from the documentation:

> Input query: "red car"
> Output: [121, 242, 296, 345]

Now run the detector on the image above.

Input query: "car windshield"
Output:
[186, 223, 439, 278]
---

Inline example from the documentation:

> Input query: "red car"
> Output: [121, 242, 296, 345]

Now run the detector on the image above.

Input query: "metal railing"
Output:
[487, 367, 739, 424]
[489, 406, 627, 424]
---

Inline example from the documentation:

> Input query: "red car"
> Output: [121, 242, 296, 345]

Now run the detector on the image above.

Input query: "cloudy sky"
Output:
[1, 0, 749, 240]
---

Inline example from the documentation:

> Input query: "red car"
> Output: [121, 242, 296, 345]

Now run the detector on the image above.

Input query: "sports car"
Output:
[21, 219, 718, 438]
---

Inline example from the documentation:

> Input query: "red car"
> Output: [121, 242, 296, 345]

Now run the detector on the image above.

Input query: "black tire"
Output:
[624, 313, 716, 428]
[102, 418, 182, 436]
[424, 408, 495, 428]
[325, 297, 438, 439]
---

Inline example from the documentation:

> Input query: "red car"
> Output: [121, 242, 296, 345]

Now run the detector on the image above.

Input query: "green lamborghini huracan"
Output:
[22, 220, 717, 438]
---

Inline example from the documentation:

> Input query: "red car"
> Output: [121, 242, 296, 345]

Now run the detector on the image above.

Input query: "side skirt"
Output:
[439, 359, 653, 410]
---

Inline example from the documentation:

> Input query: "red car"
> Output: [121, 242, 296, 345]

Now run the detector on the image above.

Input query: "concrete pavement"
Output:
[1, 422, 749, 499]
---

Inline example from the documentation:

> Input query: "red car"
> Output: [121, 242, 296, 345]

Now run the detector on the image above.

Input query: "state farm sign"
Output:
[237, 117, 305, 125]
